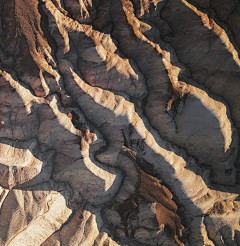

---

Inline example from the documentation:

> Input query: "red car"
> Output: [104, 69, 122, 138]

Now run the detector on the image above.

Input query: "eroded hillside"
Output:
[1, 0, 240, 245]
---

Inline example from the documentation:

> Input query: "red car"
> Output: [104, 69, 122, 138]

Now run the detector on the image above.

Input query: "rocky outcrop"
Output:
[1, 0, 240, 245]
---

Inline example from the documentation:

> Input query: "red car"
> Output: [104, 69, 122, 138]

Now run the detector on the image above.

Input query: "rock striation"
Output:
[1, 0, 240, 245]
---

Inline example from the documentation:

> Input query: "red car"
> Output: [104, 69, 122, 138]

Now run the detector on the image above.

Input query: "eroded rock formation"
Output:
[1, 0, 240, 245]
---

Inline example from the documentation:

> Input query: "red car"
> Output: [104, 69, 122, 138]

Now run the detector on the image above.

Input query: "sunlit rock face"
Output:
[1, 0, 240, 245]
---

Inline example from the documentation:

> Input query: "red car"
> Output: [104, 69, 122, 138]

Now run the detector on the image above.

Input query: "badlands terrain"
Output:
[1, 0, 240, 245]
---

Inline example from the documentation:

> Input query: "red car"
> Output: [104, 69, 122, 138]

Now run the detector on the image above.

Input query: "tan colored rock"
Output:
[43, 0, 147, 99]
[1, 0, 240, 245]
[0, 181, 72, 246]
[0, 138, 54, 189]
